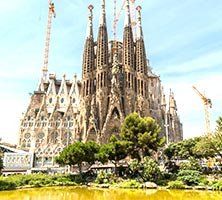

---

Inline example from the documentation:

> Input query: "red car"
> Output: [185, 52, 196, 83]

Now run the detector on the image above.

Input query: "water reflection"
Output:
[0, 187, 222, 200]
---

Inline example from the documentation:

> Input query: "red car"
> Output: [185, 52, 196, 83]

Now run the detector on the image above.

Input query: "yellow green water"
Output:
[0, 187, 222, 200]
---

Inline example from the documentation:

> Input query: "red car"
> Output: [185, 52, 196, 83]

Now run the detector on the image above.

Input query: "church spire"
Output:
[135, 5, 147, 74]
[122, 0, 135, 70]
[99, 0, 106, 26]
[124, 0, 131, 27]
[96, 0, 108, 68]
[82, 4, 95, 78]
[136, 5, 143, 39]
[86, 4, 94, 38]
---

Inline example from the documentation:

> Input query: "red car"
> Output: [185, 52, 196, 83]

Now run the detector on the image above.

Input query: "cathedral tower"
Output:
[18, 1, 183, 169]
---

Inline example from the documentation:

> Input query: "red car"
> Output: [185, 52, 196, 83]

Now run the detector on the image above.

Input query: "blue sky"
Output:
[0, 0, 222, 144]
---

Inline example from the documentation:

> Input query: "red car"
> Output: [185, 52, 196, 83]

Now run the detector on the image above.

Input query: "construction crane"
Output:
[42, 0, 56, 83]
[113, 0, 126, 40]
[192, 85, 212, 135]
[113, 0, 138, 40]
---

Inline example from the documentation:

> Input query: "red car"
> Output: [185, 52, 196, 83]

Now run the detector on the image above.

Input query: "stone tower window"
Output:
[51, 132, 58, 144]
[62, 132, 72, 146]
[24, 133, 31, 139]
[38, 132, 45, 139]
[49, 97, 53, 104]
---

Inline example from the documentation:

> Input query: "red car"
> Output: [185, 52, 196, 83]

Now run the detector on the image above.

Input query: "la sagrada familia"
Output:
[18, 0, 183, 168]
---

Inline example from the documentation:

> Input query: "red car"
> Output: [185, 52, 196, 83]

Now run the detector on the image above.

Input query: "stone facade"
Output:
[18, 0, 183, 168]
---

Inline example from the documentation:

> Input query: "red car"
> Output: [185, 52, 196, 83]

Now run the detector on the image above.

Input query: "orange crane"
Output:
[192, 85, 212, 135]
[42, 0, 56, 84]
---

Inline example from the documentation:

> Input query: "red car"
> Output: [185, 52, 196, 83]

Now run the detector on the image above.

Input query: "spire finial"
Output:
[124, 0, 131, 27]
[136, 5, 143, 39]
[99, 0, 106, 25]
[86, 4, 94, 38]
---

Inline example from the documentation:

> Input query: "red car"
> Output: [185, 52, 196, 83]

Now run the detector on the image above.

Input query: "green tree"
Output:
[216, 117, 222, 133]
[0, 151, 3, 174]
[212, 117, 222, 154]
[129, 157, 161, 182]
[120, 112, 164, 160]
[142, 157, 161, 182]
[56, 141, 99, 174]
[193, 137, 216, 158]
[179, 157, 201, 171]
[96, 135, 128, 174]
[164, 137, 201, 160]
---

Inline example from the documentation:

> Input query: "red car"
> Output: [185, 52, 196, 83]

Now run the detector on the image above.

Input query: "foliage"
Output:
[177, 170, 201, 186]
[95, 171, 111, 184]
[56, 141, 99, 173]
[211, 180, 222, 191]
[129, 159, 141, 175]
[96, 135, 128, 174]
[120, 112, 164, 160]
[212, 117, 222, 154]
[167, 180, 186, 189]
[179, 157, 201, 171]
[0, 174, 78, 190]
[129, 157, 161, 183]
[142, 157, 161, 182]
[164, 161, 179, 175]
[118, 179, 142, 188]
[215, 117, 222, 133]
[0, 179, 16, 190]
[0, 152, 3, 173]
[193, 137, 216, 158]
[164, 137, 201, 160]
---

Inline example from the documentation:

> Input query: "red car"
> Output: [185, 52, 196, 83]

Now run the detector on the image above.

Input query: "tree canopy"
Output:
[164, 137, 201, 160]
[120, 112, 164, 160]
[56, 141, 99, 173]
[96, 135, 128, 174]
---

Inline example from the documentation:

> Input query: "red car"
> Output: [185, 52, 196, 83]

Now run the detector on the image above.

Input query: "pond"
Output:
[0, 187, 222, 200]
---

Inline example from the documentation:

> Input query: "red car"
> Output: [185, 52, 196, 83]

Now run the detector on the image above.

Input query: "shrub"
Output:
[156, 179, 169, 186]
[179, 157, 201, 171]
[0, 173, 78, 189]
[177, 170, 201, 186]
[211, 180, 222, 191]
[167, 180, 186, 189]
[142, 157, 161, 182]
[118, 179, 142, 188]
[0, 180, 16, 190]
[95, 171, 110, 184]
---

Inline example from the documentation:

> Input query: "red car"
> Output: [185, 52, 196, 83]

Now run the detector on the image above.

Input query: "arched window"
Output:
[62, 132, 72, 146]
[51, 132, 58, 144]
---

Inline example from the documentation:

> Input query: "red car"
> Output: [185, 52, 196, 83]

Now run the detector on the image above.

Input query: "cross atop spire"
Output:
[99, 0, 106, 26]
[86, 4, 94, 38]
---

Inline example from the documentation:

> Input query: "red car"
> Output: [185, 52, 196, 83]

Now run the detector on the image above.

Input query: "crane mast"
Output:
[113, 0, 126, 40]
[192, 85, 212, 135]
[112, 0, 138, 41]
[42, 0, 56, 84]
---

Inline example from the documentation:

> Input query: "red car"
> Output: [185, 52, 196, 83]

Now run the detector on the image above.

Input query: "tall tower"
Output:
[79, 4, 97, 141]
[95, 0, 110, 134]
[134, 5, 149, 117]
[167, 91, 183, 142]
[18, 1, 183, 170]
[122, 0, 136, 115]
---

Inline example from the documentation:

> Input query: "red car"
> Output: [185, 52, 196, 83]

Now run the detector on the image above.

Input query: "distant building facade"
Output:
[18, 0, 183, 168]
